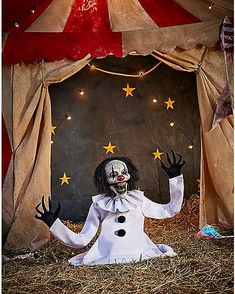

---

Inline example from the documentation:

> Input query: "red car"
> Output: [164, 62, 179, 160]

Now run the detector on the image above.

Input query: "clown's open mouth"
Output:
[112, 182, 127, 194]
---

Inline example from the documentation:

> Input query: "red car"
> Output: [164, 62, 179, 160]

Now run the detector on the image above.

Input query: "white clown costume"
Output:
[50, 174, 184, 266]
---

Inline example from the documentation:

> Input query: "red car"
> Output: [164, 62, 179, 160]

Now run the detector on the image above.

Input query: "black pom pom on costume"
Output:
[118, 216, 126, 223]
[116, 229, 126, 237]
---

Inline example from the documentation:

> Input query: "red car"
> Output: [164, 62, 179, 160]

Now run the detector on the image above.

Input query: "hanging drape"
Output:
[4, 55, 91, 249]
[152, 45, 233, 229]
[2, 64, 14, 243]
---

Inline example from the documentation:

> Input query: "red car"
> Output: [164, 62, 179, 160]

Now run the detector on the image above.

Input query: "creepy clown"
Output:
[35, 151, 185, 266]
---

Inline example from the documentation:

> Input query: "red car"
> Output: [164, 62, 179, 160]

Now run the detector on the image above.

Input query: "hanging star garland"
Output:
[103, 142, 117, 154]
[51, 125, 57, 135]
[59, 172, 71, 185]
[122, 83, 136, 97]
[153, 149, 164, 160]
[165, 98, 175, 109]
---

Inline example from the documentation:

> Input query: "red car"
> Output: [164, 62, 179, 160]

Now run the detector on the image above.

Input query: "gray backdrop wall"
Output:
[49, 55, 200, 222]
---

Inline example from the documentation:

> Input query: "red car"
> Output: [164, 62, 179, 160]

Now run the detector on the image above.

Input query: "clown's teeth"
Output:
[117, 182, 125, 187]
[112, 182, 127, 194]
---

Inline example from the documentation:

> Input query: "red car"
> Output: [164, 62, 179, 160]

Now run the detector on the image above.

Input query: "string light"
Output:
[88, 62, 162, 77]
[206, 1, 232, 10]
[51, 140, 54, 144]
[52, 62, 200, 152]
[150, 97, 199, 150]
[75, 65, 197, 149]
[201, 0, 231, 11]
[208, 2, 214, 9]
[9, 4, 36, 30]
[52, 65, 90, 131]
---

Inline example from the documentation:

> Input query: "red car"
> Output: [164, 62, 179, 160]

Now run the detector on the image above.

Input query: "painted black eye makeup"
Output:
[110, 166, 118, 179]
[122, 164, 128, 175]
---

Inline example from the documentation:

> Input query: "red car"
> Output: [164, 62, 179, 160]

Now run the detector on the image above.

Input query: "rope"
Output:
[88, 62, 162, 78]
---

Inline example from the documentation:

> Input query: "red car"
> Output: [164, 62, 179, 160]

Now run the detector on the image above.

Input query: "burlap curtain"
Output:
[4, 55, 91, 249]
[2, 64, 14, 242]
[153, 45, 233, 229]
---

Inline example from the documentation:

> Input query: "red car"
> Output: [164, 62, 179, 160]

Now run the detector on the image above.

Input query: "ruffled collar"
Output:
[92, 190, 143, 213]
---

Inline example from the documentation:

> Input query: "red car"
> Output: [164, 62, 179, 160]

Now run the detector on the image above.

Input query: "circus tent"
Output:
[3, 0, 233, 62]
[2, 0, 233, 249]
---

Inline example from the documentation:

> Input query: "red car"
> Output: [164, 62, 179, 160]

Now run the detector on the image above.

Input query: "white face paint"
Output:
[105, 160, 130, 196]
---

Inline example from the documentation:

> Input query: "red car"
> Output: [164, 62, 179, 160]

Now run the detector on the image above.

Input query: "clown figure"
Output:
[35, 151, 185, 266]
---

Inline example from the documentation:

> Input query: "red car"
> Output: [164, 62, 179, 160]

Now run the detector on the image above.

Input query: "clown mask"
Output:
[105, 160, 130, 198]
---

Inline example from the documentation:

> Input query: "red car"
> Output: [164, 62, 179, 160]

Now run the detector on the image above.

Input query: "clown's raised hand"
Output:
[161, 150, 185, 178]
[35, 196, 61, 227]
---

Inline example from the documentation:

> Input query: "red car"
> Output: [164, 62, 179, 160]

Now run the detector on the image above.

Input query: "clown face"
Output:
[105, 160, 130, 196]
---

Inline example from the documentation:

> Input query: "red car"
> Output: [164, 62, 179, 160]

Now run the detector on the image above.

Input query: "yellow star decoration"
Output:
[165, 98, 175, 109]
[59, 172, 71, 185]
[153, 149, 164, 160]
[103, 142, 117, 154]
[122, 83, 136, 97]
[51, 125, 57, 135]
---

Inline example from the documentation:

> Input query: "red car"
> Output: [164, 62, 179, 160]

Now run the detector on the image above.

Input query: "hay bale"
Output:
[3, 195, 233, 294]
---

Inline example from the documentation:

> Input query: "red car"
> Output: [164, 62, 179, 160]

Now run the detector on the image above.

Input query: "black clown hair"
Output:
[93, 157, 139, 195]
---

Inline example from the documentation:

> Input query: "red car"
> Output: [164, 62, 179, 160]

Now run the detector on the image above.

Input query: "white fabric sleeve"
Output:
[49, 203, 100, 248]
[142, 175, 184, 219]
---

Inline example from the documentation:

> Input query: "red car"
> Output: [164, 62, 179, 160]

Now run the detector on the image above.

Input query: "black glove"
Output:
[35, 196, 61, 227]
[161, 150, 185, 178]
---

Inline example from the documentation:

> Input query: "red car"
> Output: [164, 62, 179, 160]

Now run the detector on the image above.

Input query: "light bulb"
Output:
[67, 115, 72, 120]
[79, 89, 84, 95]
[14, 22, 19, 28]
[188, 145, 194, 149]
[153, 99, 157, 103]
[170, 122, 175, 127]
[90, 65, 95, 70]
[209, 3, 214, 9]
[51, 140, 54, 144]
[31, 8, 35, 13]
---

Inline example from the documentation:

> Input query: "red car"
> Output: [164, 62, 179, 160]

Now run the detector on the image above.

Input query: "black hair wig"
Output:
[94, 157, 139, 195]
